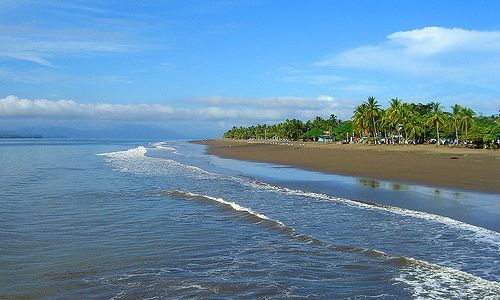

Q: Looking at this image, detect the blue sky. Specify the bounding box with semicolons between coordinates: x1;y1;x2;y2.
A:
1;0;500;138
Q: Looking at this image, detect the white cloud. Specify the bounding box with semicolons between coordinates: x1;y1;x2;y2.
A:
186;96;357;121
2;52;54;67
186;96;354;120
0;95;356;124
0;20;140;67
316;27;500;89
0;95;175;120
387;27;500;56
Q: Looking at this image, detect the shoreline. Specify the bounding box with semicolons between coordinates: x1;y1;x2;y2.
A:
192;139;500;194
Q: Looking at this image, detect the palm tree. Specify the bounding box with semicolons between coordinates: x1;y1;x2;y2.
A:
363;96;381;141
425;102;447;145
400;103;413;142
386;98;403;142
284;119;304;140
329;114;340;132
460;107;476;136
330;114;339;126
448;104;463;144
406;115;424;144
352;103;368;138
379;109;392;141
313;116;325;130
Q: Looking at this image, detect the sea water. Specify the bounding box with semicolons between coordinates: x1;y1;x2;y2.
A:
1;139;500;299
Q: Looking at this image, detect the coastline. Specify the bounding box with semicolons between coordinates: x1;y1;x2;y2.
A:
192;139;500;194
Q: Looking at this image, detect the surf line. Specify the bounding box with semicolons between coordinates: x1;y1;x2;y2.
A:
161;190;422;257
162;190;325;246
167;190;500;295
251;180;500;248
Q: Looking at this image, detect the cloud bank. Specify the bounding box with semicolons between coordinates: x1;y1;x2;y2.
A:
0;95;356;124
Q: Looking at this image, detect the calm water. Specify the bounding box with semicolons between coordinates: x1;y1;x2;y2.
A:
1;139;500;299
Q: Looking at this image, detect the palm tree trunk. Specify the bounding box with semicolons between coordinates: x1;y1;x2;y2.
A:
424;123;427;142
436;125;440;145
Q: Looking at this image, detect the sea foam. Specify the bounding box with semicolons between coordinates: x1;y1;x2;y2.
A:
163;189;500;298
249;180;500;251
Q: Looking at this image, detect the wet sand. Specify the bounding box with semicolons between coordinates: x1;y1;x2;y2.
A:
192;139;500;194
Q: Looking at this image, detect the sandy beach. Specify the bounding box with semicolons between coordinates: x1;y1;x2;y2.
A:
193;139;500;194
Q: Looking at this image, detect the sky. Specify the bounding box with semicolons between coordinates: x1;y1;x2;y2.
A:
1;0;500;138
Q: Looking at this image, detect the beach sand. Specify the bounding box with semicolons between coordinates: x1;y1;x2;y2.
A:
192;139;500;194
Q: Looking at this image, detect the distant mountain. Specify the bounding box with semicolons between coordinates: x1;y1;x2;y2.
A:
12;127;83;138
11;125;186;140
0;133;43;139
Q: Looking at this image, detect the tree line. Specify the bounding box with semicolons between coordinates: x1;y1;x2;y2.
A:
223;97;500;148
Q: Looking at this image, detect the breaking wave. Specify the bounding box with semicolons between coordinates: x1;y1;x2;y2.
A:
161;189;500;299
162;190;324;246
249;180;500;252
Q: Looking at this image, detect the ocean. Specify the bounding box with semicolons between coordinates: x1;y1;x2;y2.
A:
1;138;500;299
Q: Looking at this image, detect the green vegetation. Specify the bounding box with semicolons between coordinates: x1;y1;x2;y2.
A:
224;114;348;142
223;97;500;149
